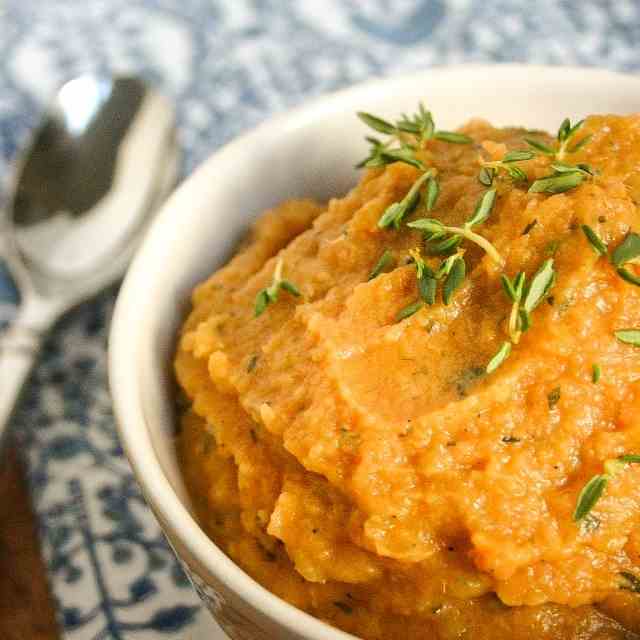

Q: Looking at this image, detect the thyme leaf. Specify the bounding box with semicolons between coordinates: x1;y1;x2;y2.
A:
617;267;640;287
573;454;640;523
369;249;395;280
425;175;440;211
524;137;555;155
592;363;601;383
615;329;640;346
612;233;640;267
529;171;585;194
442;256;466;305
581;225;608;256
357;112;396;135
434;131;472;144
466;188;497;227
503;150;536;163
573;474;608;521
478;166;496;187
523;259;555;313
396;300;423;321
619;454;640;464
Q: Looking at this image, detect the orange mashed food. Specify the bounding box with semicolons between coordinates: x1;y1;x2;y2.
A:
176;115;640;639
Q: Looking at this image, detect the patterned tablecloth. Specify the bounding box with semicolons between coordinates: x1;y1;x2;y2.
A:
1;1;640;638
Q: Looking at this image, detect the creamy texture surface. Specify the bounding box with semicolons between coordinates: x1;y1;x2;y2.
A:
176;116;640;639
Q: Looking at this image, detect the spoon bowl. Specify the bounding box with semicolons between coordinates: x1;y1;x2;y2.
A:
0;73;179;455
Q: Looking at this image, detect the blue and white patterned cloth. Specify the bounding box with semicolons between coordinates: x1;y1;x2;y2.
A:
1;1;640;638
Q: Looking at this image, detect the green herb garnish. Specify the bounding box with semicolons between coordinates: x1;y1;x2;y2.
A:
254;258;301;317
357;105;472;170
478;167;496;187
524;118;595;194
610;233;640;287
523;137;555;155
529;171;586;194
611;233;640;266
550;161;594;176
357;112;396;135
522;219;538;235
592;363;601;383
615;329;640;346
396;300;423;321
526;118;589;162
425;174;440;211
502;271;527;343
409;249;437;305
441;255;466;305
581;225;608;256
486;341;512;373
573;474;609;522
378;170;433;229
409;189;504;266
433;131;473;144
480;150;534;184
369;249;395;280
573;454;640;522
523;258;556;313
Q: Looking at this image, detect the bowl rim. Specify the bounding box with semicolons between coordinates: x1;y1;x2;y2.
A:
109;63;640;639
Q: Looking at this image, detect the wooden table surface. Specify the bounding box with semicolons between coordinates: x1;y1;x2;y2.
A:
0;446;59;639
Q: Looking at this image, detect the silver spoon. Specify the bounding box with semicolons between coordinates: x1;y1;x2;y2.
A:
0;74;179;455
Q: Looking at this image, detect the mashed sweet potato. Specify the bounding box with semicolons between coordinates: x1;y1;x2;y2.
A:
175;113;640;639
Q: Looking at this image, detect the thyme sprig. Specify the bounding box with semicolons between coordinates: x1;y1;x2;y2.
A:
487;259;556;373
408;189;504;266
479;150;536;185
254;258;301;317
396;249;466;319
357;105;472;160
378;171;434;229
573;455;640;522
502;259;555;343
525;118;591;162
358;106;471;232
369;249;395;280
524;119;595;194
579;227;640;288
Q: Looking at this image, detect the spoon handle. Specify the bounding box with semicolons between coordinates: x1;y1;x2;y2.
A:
0;296;57;458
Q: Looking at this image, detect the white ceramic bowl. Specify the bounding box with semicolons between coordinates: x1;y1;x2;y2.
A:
109;65;640;640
